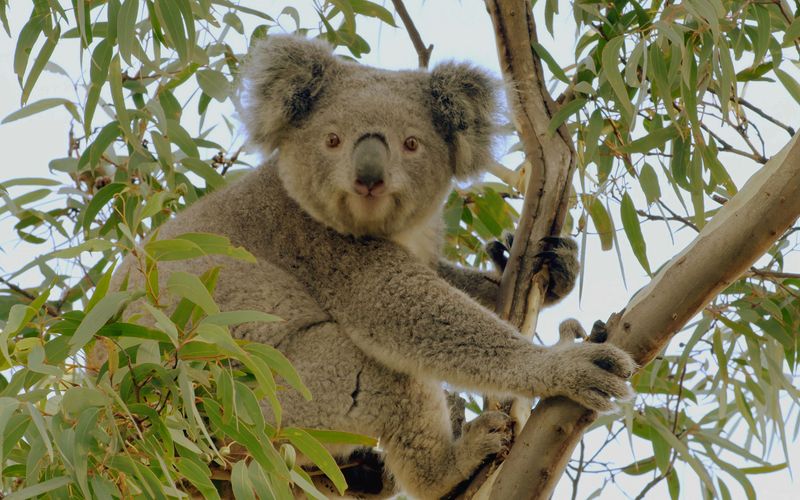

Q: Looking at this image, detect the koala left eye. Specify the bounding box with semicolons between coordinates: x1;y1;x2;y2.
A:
403;136;419;152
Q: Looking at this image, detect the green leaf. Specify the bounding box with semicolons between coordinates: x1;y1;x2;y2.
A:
283;427;346;494
80;182;126;231
547;98;586;136
2;98;76;124
49;157;79;173
21;24;60;105
582;109;604;164
586;197;614;251
202;310;282;326
118;0;140;65
638;163;661;205
621;456;657;476
146;232;255;262
49;238;114;259
740;463;787;474
143;303;179;345
177;459;221;500
13;16;43;84
6;477;72;500
61;387;109;415
532;41;569;83
349;0;395;26
196;69;230;102
289;469;326;500
602;36;633;122
167;271;220;315
231;460;256;500
245;343;311;400
622;126;678;154
84;38;113;134
222;12;244;34
620;193;650;273
181;158;225;189
155;0;188;60
667;469;680;500
786;18;800;43
68;291;132;354
645;409;715;492
167;119;199;158
774;68;800;106
301;428;378;447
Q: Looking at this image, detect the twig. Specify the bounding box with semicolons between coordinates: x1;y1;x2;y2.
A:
636;209;699;232
700;122;768;164
570;439;585;500
708;88;796;137
633;459;674;500
0;277;60;317
748;268;800;280
390;0;433;68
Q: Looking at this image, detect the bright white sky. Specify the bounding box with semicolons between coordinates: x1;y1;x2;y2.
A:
0;1;798;498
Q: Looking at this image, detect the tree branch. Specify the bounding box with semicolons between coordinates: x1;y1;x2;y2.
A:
390;0;433;68
489;131;800;498
453;1;578;496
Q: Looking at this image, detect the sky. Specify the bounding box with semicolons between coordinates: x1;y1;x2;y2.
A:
0;1;798;498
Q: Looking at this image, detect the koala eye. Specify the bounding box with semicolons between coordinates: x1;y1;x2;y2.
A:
325;133;341;148
403;136;419;152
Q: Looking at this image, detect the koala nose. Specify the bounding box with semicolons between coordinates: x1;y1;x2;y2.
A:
353;134;388;196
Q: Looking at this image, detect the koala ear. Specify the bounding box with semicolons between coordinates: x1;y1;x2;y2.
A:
241;35;338;153
429;62;499;179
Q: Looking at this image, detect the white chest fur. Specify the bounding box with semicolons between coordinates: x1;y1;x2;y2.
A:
391;211;443;267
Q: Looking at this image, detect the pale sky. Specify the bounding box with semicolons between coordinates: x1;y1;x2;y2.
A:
0;1;798;498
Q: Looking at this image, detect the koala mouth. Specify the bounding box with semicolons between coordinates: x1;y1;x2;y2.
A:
347;190;393;218
337;190;403;237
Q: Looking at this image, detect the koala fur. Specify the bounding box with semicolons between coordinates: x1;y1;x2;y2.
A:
114;36;635;499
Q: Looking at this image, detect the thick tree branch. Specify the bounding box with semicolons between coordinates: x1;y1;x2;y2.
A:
489;132;800;498
390;0;433;68
452;2;578;496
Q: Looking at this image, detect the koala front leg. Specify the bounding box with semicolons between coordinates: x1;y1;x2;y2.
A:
436;260;500;310
487;234;580;305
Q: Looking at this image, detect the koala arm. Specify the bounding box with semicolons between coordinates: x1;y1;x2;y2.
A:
437;233;581;309
436;261;500;310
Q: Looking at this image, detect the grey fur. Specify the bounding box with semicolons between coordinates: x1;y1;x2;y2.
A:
116;36;634;499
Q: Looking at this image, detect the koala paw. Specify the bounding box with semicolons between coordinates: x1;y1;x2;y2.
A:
486;234;579;304
455;411;512;476
542;333;636;413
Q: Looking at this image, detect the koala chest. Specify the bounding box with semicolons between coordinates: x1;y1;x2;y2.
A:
390;213;443;267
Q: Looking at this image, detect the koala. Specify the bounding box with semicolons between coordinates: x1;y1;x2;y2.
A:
114;36;635;499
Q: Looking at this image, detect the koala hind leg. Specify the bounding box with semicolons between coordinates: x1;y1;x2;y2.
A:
354;369;511;499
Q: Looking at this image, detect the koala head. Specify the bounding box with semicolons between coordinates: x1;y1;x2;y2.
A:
241;35;498;237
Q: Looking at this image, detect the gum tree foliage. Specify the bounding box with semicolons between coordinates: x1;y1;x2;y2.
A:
0;0;797;498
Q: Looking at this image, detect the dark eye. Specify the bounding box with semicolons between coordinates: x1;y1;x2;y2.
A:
404;136;419;151
326;133;341;148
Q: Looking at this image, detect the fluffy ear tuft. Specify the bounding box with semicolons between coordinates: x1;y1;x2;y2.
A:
429;63;499;179
240;35;338;154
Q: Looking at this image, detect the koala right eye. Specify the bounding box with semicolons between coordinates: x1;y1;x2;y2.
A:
325;133;341;148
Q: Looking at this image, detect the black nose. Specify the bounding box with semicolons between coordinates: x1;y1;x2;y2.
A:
355;170;383;190
353;134;388;196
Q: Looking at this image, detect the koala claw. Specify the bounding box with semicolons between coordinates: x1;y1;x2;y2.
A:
486;234;579;304
542;336;636;413
456;411;513;474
